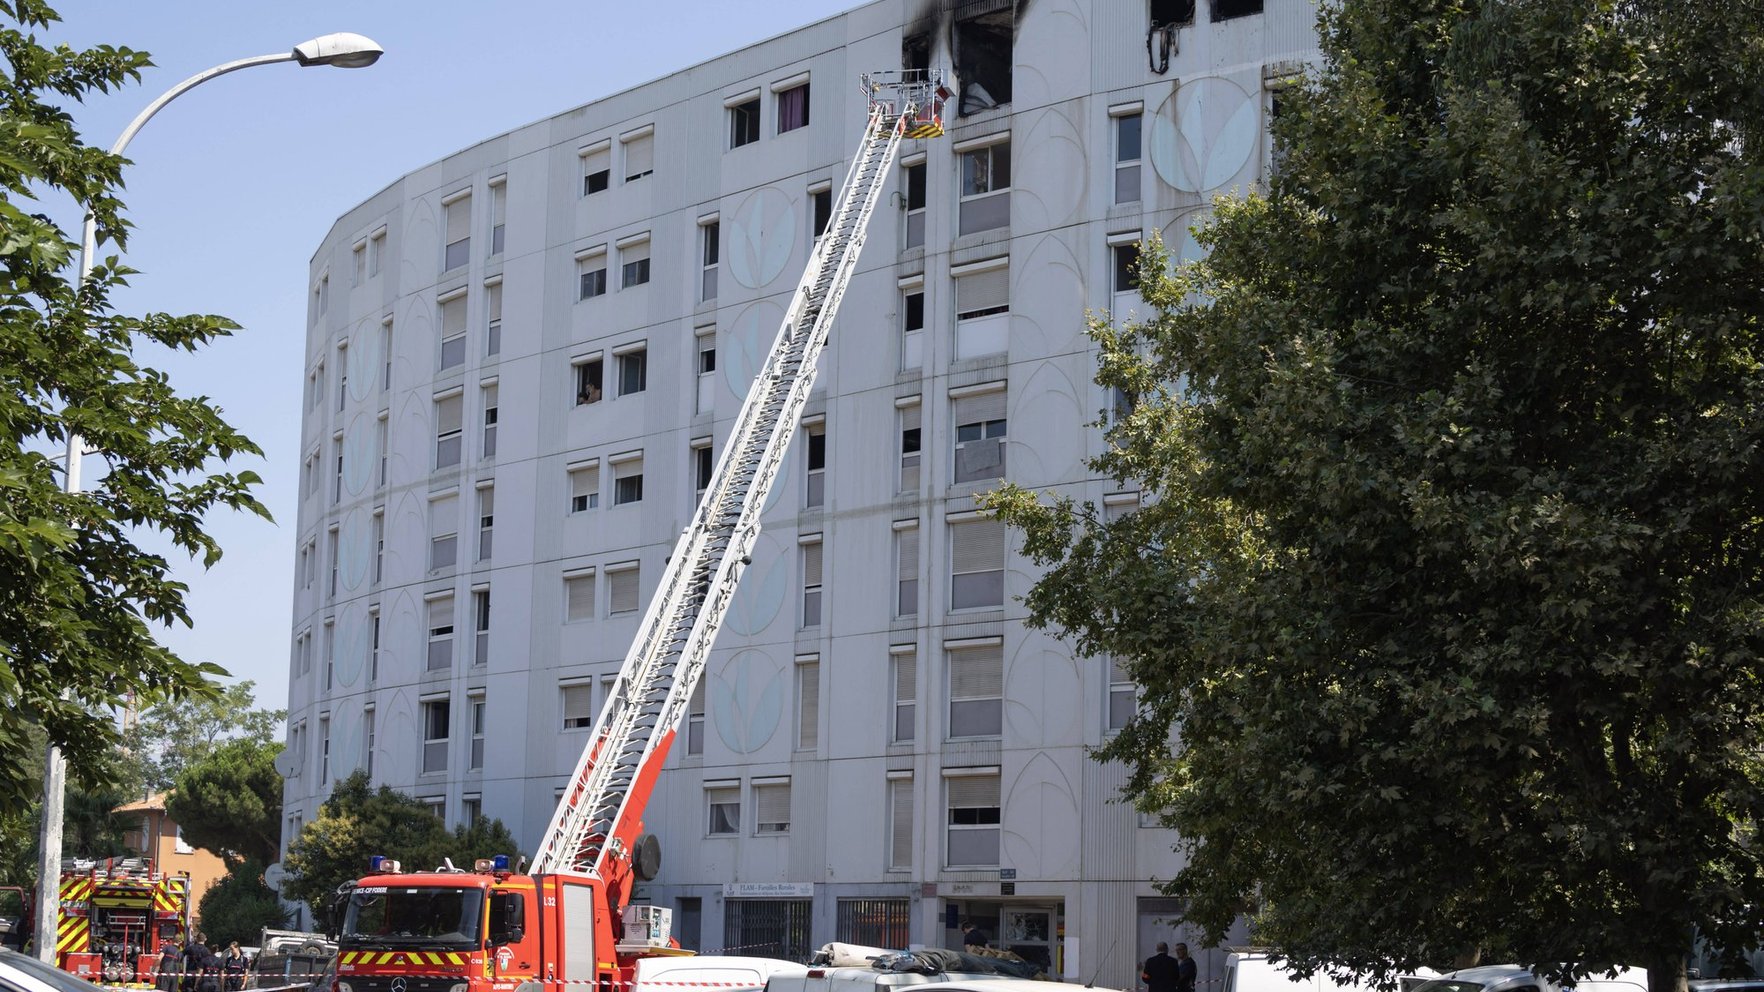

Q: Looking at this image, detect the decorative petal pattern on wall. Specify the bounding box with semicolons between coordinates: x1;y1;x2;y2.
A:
338;506;373;593
1013;108;1088;232
724;532;788;637
1003;751;1081;877
1150;76;1260;194
710;649;784;755
728;187;798;290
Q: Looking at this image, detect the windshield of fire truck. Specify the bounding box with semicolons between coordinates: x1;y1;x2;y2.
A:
342;886;485;949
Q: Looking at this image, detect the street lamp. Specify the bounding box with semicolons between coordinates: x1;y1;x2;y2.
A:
35;31;383;964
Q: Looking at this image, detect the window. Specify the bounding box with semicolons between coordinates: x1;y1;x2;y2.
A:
372;508;385;584
377;413;389;488
800;537;822;628
754;778;791;834
707;784;740;835
444;191;471;270
903;160;927;249
288;722;304;777
1212;0;1263;20
323;619;335;690
776;80;809;133
363;705;376;776
352;241;367;286
810;186;832;239
700;221;720;302
1113;241;1142;296
950;514;1007;610
945;770;1001;867
369;229;385;278
301;539;315;588
803;420;825;508
1108;657;1136;731
686;679;706;756
489;179;506;256
954;259;1010;359
948;640;1004;737
887;775;914;870
890;646;916;743
333;439;344;504
1153;0;1198;26
463;794;481;824
303;452;318;498
575;357;604;405
316;275;328;318
481;384;499;460
796;659;818;750
901;283;924;370
608;563;640;614
953;9;1012;113
327;527;339;596
958;139;1011;235
613;455;644;505
309;362;324;410
337;358;348;412
485;281;503;357
421;698;450;774
729;97;760;148
380;319;393;391
622;127;654;182
569;463;600;513
692;440;714;497
953;386;1007;483
429;493;458;570
435;392;463;468
562;682;595;729
472;587;491;666
581;142;611;195
894;521;919;617
1113;108;1143;204
578;250;607;300
696;329;717;414
295;629;311;675
618;348;647;395
899;401;921;491
368;608;380;684
469;693;486;770
477;485;494;561
427;595;455;672
565;569;596;622
620;238;651;289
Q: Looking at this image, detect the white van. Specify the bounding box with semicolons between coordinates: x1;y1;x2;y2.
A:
635;955;811;992
1411;964;1648;992
1223;951;1379;992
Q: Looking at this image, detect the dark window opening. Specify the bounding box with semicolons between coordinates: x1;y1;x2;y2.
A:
730;99;761;148
902;32;931;74
905;292;924;332
812;189;832;237
1151;0;1195;26
576;360;603;405
695;447;714;491
954;11;1012;116
1113;244;1141;294
1212;0;1262;20
777;84;810;133
807;430;826;472
906;164;926;211
584;169;609;195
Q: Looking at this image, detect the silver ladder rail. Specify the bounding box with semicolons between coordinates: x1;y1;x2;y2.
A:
531;92;917;877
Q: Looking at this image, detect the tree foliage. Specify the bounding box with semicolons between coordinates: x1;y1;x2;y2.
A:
0;0;268;809
125;680;284;797
988;1;1764;989
196;859;287;949
282;773;520;930
167;735;283;866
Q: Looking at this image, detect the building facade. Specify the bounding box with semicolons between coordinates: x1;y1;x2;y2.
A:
282;0;1318;986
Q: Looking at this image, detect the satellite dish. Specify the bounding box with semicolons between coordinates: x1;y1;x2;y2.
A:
263;862;287;892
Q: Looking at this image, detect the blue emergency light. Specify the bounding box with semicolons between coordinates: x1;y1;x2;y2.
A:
493;855;510;870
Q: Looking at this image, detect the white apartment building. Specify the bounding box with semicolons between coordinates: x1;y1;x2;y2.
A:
282;0;1318;986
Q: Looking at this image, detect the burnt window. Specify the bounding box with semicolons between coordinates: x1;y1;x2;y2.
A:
1212;0;1262;20
954;9;1013;115
1151;0;1195;26
902;32;931;74
812;188;833;238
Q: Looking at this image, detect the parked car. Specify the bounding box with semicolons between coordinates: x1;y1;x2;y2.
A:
1690;981;1764;992
0;948;109;992
1411;964;1648;992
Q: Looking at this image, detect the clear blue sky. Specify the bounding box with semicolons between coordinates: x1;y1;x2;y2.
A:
47;0;856;714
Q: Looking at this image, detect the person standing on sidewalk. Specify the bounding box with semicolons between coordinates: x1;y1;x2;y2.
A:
1142;942;1179;992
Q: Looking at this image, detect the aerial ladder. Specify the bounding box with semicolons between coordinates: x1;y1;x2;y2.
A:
331;71;945;992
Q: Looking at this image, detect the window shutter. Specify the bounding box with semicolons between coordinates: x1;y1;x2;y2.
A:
802;542;822;586
437;395;463;433
625;135;654;178
798;663;819;749
430;495;457;532
756;782;791;826
895;651;916;700
897;526;919;576
566;574;595;621
428;596;453;632
487;283;502;322
1111;657;1130;683
572;466;599;500
956;266;1008;316
623;240;651;264
585;146;610;177
951;518;1005;573
949;645;1003;699
890;778;914;867
442;297;466;336
947;774;999;808
953;388;1007;426
901;403;921;434
615;458;643;483
610;568;639;613
445;196;471;243
562;684;593;726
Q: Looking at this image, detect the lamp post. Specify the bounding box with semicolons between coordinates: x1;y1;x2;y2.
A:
35;31;383;965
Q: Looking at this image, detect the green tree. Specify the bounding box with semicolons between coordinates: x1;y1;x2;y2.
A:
988;1;1764;990
122;681;285;797
196;859;287;949
167;736;282;866
282;773;521;930
0;0;268;809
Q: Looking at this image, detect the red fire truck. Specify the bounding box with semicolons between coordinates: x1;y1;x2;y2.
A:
328;70;946;992
51;858;192;983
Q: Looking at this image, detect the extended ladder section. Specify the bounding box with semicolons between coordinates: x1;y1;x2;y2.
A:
531;71;945;879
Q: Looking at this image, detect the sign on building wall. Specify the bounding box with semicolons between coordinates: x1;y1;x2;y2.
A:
722;882;814;898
